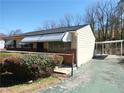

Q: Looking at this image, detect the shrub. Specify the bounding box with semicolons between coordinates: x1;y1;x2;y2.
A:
0;62;4;74
19;54;55;80
0;54;55;80
1;56;20;72
0;53;17;74
48;55;64;66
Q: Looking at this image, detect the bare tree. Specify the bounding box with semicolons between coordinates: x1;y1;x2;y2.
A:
74;14;83;25
35;27;42;31
43;20;58;29
9;29;22;36
59;14;74;27
42;14;83;30
49;20;58;29
117;1;124;39
84;6;96;33
42;20;51;29
84;0;119;41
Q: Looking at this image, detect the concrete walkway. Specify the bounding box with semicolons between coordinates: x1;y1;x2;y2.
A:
37;56;124;93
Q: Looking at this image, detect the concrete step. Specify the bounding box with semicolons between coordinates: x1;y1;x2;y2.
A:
54;66;77;75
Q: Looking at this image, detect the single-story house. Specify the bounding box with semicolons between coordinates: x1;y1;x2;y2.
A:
0;39;5;49
4;25;95;67
0;34;5;49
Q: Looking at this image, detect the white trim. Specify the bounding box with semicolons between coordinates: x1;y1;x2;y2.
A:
62;32;71;42
96;40;124;44
95;40;124;56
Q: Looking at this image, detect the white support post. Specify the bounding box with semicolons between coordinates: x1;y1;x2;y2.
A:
103;44;105;54
121;41;123;56
96;40;124;56
116;42;117;55
96;43;97;55
102;44;104;55
101;44;102;55
110;43;111;55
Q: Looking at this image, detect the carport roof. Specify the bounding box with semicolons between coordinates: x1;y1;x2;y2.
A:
96;40;124;44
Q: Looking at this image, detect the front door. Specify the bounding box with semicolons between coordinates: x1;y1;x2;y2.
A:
37;42;43;52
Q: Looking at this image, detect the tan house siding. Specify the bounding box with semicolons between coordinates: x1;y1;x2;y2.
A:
16;38;24;48
44;42;49;50
16;39;21;48
33;43;37;48
6;36;23;48
71;32;77;49
77;25;95;66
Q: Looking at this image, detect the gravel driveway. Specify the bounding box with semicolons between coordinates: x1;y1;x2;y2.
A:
36;55;124;93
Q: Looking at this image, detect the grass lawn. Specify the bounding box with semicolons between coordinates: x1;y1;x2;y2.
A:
0;52;17;62
0;52;17;56
0;76;60;93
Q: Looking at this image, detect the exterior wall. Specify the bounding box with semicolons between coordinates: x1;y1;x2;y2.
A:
71;32;77;49
46;42;71;52
76;25;95;67
5;36;23;49
33;42;37;48
0;40;5;49
44;42;49;50
16;39;22;48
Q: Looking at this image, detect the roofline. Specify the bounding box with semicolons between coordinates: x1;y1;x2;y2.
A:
2;35;23;40
20;24;88;36
2;25;89;39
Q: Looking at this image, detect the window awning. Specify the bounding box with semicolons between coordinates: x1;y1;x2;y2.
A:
5;40;14;45
21;35;41;42
18;42;30;45
21;32;71;42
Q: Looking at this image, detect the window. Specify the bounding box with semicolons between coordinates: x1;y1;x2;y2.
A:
48;42;71;52
21;43;33;49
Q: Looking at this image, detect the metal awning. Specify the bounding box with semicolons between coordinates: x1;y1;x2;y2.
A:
18;42;30;45
21;32;71;42
39;33;65;42
21;35;41;42
5;40;14;45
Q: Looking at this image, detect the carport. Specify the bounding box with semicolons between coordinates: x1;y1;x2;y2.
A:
95;40;124;56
